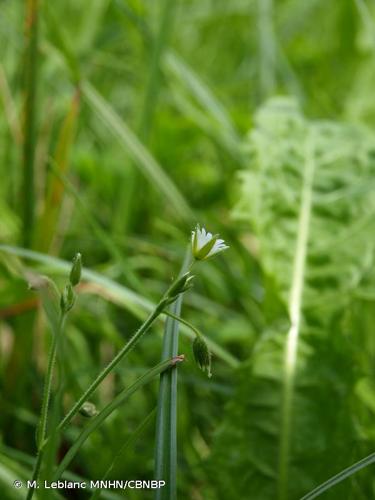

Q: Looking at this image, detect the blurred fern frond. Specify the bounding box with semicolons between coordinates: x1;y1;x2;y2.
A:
209;98;375;500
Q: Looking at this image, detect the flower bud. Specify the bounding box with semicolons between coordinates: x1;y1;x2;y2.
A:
165;272;194;305
193;335;212;378
60;284;75;313
79;402;98;418
69;252;82;286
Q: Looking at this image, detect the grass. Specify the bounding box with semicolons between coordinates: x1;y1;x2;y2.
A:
1;1;375;500
21;0;39;248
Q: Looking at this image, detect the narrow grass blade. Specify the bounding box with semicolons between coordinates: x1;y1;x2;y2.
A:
116;3;242;161
164;52;237;139
154;252;191;500
300;452;375;500
154;299;182;500
0;245;239;368
43;3;80;83
89;408;156;500
0;63;22;144
0;455;32;500
138;0;176;142
25;276;65;500
22;0;40;247
1;445;121;500
115;0;177;234
37;90;80;252
52;357;184;480
47;160;141;290
82;81;193;223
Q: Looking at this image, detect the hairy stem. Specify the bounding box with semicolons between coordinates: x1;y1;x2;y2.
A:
53;358;184;481
26;273;187;500
27;313;65;500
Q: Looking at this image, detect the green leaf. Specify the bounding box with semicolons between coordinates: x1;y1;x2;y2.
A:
26;272;60;333
208;98;375;499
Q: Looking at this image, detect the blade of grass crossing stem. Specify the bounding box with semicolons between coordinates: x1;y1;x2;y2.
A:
154;300;181;500
52;358;183;481
300;452;375;500
82;81;193;223
22;0;40;247
154;252;191;500
26;287;169;500
0;245;240;368
1;443;121;500
89;408;157;500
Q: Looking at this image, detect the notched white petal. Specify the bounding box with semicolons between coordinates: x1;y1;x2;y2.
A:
191;225;229;260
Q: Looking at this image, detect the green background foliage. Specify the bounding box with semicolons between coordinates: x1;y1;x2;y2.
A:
0;0;375;499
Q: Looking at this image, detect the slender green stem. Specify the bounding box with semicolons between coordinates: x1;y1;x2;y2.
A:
26;273;188;500
154;300;182;500
52;358;184;481
154;254;191;500
26;452;43;500
0;244;240;368
26;312;65;500
163;309;202;338
22;0;39;247
36;313;64;448
56;300;165;437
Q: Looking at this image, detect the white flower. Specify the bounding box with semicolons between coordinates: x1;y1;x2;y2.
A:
191;225;229;260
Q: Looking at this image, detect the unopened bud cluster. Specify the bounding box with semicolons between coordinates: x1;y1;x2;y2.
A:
79;401;98;418
60;253;82;314
163;272;194;306
192;334;212;378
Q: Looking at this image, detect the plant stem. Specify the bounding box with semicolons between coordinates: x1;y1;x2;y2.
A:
154;300;182;500
56;300;166;436
52;357;184;481
22;0;39;248
163;310;202;338
154;254;191;500
36;313;64;448
89;408;157;500
26;312;65;500
26;273;187;500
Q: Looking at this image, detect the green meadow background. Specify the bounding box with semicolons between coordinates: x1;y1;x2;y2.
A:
1;0;375;499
